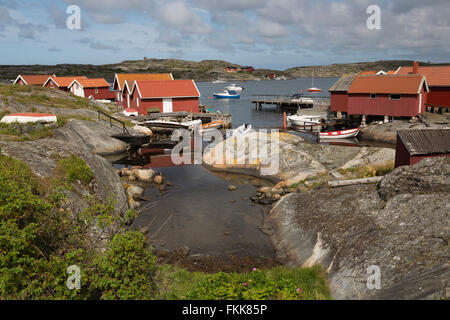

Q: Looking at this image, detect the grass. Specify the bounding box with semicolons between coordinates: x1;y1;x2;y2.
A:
56;155;93;185
0;122;54;141
156;264;331;300
337;162;395;179
0;84;95;110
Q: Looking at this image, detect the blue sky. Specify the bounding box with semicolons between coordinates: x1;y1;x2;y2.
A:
1;0;449;69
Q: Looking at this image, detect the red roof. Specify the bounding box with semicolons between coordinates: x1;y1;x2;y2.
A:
396;65;450;87
47;76;88;88
71;78;110;88
15;75;54;85
133;80;200;99
348;75;427;95
114;73;174;91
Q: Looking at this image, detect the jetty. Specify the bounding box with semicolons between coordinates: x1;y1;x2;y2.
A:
251;94;329;110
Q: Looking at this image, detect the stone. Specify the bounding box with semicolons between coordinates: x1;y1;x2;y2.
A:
264;158;450;300
154;175;164;184
159;184;167;192
166;181;174;186
128;175;136;181
127;185;144;200
228;185;237;191
177;246;190;257
135;169;156;182
121;167;131;176
258;187;271;194
272;194;281;201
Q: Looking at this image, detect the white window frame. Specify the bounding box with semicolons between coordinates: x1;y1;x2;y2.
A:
95;88;99;94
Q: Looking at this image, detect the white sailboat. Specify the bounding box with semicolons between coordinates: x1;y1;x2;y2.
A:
308;69;322;92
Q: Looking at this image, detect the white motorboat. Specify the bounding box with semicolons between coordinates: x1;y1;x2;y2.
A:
225;84;244;93
226;123;252;139
287;115;324;126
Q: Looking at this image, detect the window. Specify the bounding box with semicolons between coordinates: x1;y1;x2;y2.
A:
390;94;401;100
137;98;140;107
95;88;99;94
370;93;376;99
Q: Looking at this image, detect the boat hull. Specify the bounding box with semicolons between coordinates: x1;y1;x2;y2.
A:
213;94;240;99
319;128;360;139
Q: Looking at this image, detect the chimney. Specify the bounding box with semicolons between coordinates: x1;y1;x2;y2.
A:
412;61;419;74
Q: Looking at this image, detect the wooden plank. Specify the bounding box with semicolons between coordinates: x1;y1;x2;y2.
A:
328;177;383;187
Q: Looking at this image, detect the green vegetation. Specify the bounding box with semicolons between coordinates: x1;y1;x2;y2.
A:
337;162;395;179
56;155;93;185
0;153;331;300
158;265;331;300
0;122;54;141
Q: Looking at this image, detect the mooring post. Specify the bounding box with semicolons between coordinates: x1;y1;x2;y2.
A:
283;112;287;132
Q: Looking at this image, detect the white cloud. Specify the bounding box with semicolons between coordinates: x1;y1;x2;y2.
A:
157;1;212;35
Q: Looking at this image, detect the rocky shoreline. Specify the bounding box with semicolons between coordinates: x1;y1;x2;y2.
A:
264;158;449;299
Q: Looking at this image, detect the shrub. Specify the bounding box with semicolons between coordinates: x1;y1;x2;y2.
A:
187;266;331;300
57;155;93;185
89;231;158;300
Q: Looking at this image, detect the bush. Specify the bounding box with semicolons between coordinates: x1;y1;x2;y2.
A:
187;266;331;300
57;155;93;185
89;231;158;300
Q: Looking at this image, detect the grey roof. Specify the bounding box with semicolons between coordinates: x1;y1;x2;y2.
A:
398;129;450;155
329;75;356;92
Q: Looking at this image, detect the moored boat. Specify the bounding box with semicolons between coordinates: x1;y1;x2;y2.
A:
201;120;223;130
287;115;324;126
225;84;244;93
213;89;240;99
319;128;360;139
226;123;252;138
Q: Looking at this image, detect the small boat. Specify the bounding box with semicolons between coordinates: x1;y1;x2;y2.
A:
201;120;223;130
319;128;360;139
122;108;138;117
212;79;226;83
0;113;57;124
140;119;201;130
226;123;252;138
287;115;324;126
213;89;240;99
199;120;223;134
308;69;322;92
225;84;244;93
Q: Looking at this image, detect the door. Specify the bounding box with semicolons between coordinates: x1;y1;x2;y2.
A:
163;98;173;113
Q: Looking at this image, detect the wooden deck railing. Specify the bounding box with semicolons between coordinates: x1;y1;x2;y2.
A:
97;110;129;134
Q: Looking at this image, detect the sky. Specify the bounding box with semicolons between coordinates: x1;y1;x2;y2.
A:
0;0;449;69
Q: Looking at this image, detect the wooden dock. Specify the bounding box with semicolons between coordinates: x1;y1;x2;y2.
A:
251;94;329;110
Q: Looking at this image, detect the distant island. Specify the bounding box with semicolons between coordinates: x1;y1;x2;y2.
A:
1;59;449;83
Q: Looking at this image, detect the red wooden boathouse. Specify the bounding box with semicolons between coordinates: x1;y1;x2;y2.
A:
395;129;450;168
43;76;88;91
396;62;450;109
130;80;200;115
68;78;114;100
347;74;429;117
